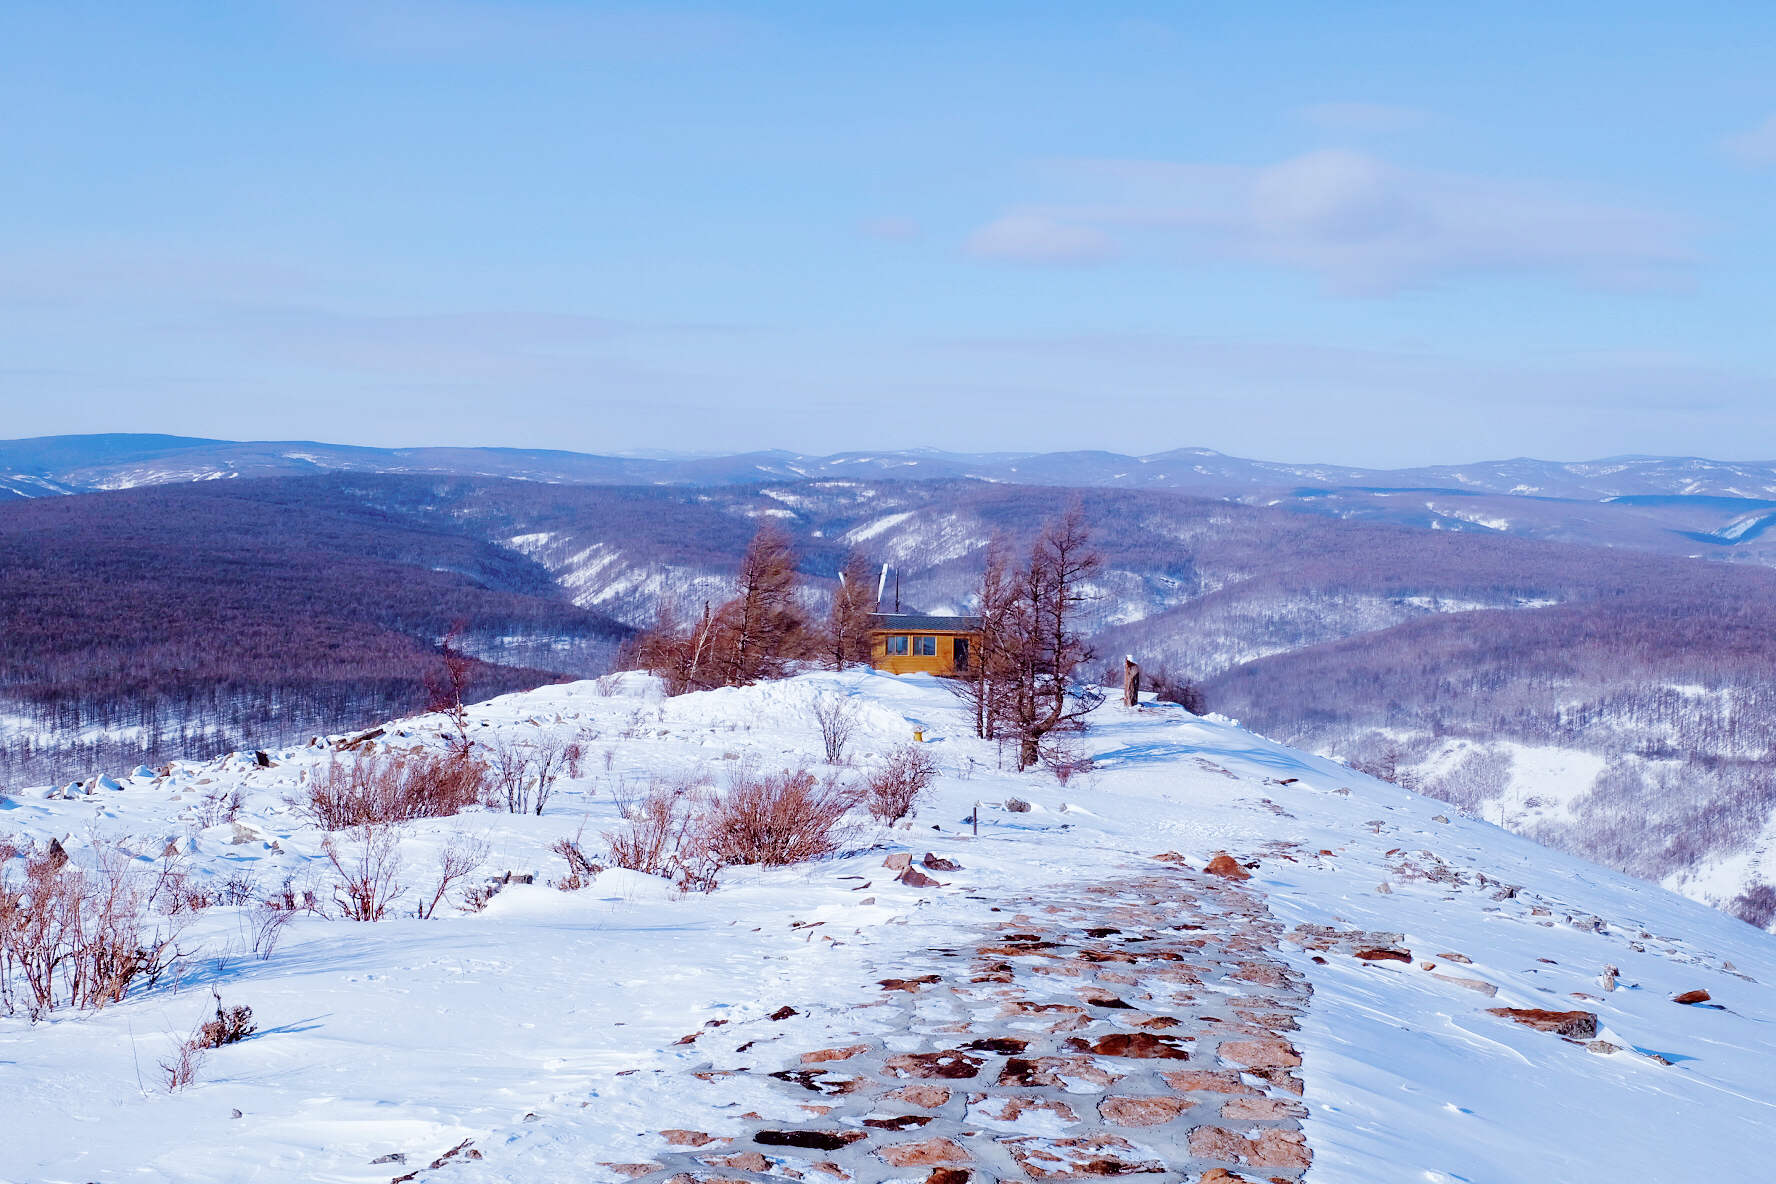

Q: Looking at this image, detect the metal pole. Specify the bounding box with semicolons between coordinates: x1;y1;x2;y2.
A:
973;802;979;836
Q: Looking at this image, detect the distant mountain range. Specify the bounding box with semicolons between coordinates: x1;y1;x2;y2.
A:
10;433;1776;564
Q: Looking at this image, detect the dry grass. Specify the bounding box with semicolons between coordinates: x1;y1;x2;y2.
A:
302;750;491;830
864;745;939;824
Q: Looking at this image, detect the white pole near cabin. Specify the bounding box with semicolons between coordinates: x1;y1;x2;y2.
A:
876;563;890;610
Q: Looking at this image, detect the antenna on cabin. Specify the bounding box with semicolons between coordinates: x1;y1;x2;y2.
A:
876;563;890;610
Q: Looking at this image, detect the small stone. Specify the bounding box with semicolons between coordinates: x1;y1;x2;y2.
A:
370;1153;406;1164
1672;989;1711;1005
1432;815;1449;823
883;853;913;869
1438;952;1472;963
1585;1041;1621;1055
770;1006;799;1021
1376;882;1392;895
599;1165;660;1179
898;866;941;888
231;1109;243;1119
1431;973;1497;996
1355;948;1410;963
923;853;962;871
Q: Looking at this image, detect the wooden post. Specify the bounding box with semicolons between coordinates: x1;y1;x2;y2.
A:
1123;655;1141;708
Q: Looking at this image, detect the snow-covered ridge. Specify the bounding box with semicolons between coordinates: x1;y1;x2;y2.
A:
1;671;1771;1181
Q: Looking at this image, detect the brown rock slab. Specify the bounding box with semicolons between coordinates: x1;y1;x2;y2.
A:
876;1138;971;1167
885;1084;952;1108
899;866;942;888
1218;1039;1301;1069
998;1056;1123;1089
1159;1069;1258;1095
1188;1126;1250;1164
703;1153;772;1172
865;1115;936;1131
884;1050;985;1079
883;853;913;869
754;1130;868;1152
1485;1008;1598;1039
880;975;943;992
1066;1032;1190;1059
1249;1130;1311;1169
1355;948;1410;963
1204;854;1251;881
1001;1134;1166;1179
1221;1098;1308;1120
1438;952;1473;964
1673;989;1712;1005
801;1044;871;1064
969;1094;1080;1127
925;1170;970;1184
1098;1095;1194;1126
661;1131;720;1147
600;1164;661;1179
1231;963;1285;987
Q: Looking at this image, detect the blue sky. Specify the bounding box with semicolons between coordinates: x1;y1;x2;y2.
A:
5;1;1776;465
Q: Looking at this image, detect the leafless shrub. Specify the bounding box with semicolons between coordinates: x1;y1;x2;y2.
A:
303;750;490;830
551;826;606;891
865;745;938;824
419;834;491;918
594;673;623;696
812;696;860;765
321;826;405;921
159;1030;207;1092
197;788;243;829
1039;739;1093;786
216;873;257;908
245;902;293;959
603;785;711;885
702;759;860;867
490;735;580;815
0;848;188;1019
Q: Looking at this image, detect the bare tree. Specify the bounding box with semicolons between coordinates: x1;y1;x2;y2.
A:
826;550;879;670
954;534;1017;740
424;619;476;757
322;826;406;921
865;745;939;823
630;524;812;694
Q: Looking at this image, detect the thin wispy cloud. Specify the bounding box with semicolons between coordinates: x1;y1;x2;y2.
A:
1722;114;1776;166
966;150;1696;294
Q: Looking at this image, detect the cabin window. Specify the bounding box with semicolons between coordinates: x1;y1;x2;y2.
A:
885;635;909;655
914;636;937;656
953;637;969;669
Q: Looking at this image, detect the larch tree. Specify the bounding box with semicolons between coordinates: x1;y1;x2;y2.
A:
826;550;879;670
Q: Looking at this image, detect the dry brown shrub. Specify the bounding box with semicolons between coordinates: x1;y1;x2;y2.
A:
302;750;491;830
551;826;605;891
603;785;715;889
703;758;861;867
865;745;939;824
418;834;490;918
0;846;188;1019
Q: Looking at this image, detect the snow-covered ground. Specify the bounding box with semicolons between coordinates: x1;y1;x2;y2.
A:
2;671;1772;1182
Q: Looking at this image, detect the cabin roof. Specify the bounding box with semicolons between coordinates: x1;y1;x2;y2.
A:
869;612;981;632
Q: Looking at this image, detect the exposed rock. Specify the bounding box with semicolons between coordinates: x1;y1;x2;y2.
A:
1355;948;1410;963
1158;1069;1259;1095
1217;1039;1301;1068
769;1006;799;1021
884;1050;986;1079
1098;1095;1193;1126
1221;1098;1308;1120
801;1044;871;1064
999;1056;1122;1089
924;853;963;871
754;1130;868;1152
1586;1041;1622;1055
864;1115;936;1131
598;1164;660;1179
1065;1032;1190;1059
876;1138;972;1166
883;853;913;869
885;1084;951;1108
898;866;942;888
1002;1133;1165;1178
1438;952;1473;964
661;1131;720;1147
1672;989;1711;1005
703;1153;772;1172
1204;854;1251;881
879;975;942;992
1248;1130;1311;1168
969;1094;1080;1126
1430;973;1497;996
925;1170;970;1184
1485;1008;1598;1038
1188;1126;1250;1164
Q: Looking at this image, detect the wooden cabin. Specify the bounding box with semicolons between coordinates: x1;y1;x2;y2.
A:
869;613;981;676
